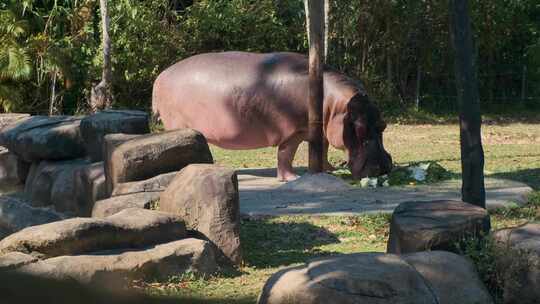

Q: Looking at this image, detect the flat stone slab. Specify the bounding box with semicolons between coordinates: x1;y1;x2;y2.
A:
0;208;186;258
238;169;533;216
16;238;217;286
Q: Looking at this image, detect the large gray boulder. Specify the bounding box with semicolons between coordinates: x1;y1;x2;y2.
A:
492;223;540;304
160;164;241;265
25;159;89;209
107;129;213;193
258;253;438;304
0;196;63;235
92;192;161;218
103;133;141;195
402;251;493;304
0;116;86;162
0;208;186;258
73;162;107;216
387;200;490;254
17;238;217;286
80;110;149;162
112;171;176;196
259;251;493;304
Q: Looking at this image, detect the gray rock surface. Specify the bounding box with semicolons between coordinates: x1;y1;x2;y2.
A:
81;110;149;162
0;208;186;258
107;129;213;192
16;159;31;183
492;223;540;304
0;116;86;162
0;252;37;270
258;252;438;304
17;238;217;286
160;164;241;265
0;196;63;235
403;251;493;304
25;159;89;208
73;162;107;216
112;171;176;196
92;192;161;218
387;200;490;254
103;133;141;195
0;148;20;183
50;160;91;214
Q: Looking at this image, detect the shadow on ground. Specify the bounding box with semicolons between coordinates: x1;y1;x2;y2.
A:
240;218;340;268
489;168;540;190
236;167;309;178
0;271;253;304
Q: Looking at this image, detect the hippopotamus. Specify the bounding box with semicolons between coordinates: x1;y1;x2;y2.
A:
152;52;392;181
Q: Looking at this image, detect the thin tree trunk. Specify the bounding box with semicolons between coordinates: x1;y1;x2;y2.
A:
324;0;329;62
306;0;325;174
90;0;113;112
304;0;310;45
49;71;57;116
449;0;486;208
415;65;421;111
521;65;527;104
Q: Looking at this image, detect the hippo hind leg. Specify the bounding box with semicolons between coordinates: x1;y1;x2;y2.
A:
277;133;304;182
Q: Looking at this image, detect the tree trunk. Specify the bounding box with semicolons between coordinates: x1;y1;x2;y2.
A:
90;0;113;112
306;0;325;174
49;71;57;116
324;0;329;62
303;0;310;45
415;65;421;111
449;0;486;208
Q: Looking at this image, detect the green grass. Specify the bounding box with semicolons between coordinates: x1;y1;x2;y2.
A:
142;123;540;303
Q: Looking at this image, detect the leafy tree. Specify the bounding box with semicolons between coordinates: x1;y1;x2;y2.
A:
0;3;32;112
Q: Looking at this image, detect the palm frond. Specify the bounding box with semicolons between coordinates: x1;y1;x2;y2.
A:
0;45;32;80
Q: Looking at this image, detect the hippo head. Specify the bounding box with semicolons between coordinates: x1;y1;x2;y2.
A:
343;94;393;179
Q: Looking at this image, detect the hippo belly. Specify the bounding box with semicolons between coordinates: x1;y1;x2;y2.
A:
152;52;309;150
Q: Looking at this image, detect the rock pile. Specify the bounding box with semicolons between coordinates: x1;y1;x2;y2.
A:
0;208;217;286
0;111;243;287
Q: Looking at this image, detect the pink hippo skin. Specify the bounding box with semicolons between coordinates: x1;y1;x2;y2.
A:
152;52;392;181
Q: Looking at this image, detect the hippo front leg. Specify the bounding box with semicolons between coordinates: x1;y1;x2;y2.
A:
277;134;304;182
323;137;336;172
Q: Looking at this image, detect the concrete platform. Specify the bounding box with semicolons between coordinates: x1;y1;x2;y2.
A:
237;168;533;216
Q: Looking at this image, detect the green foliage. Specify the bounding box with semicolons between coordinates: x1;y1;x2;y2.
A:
0;3;32;112
0;0;539;114
458;234;534;303
332;161;452;187
179;0;304;54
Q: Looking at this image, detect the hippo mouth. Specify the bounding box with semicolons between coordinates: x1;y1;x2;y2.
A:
349;151;393;179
